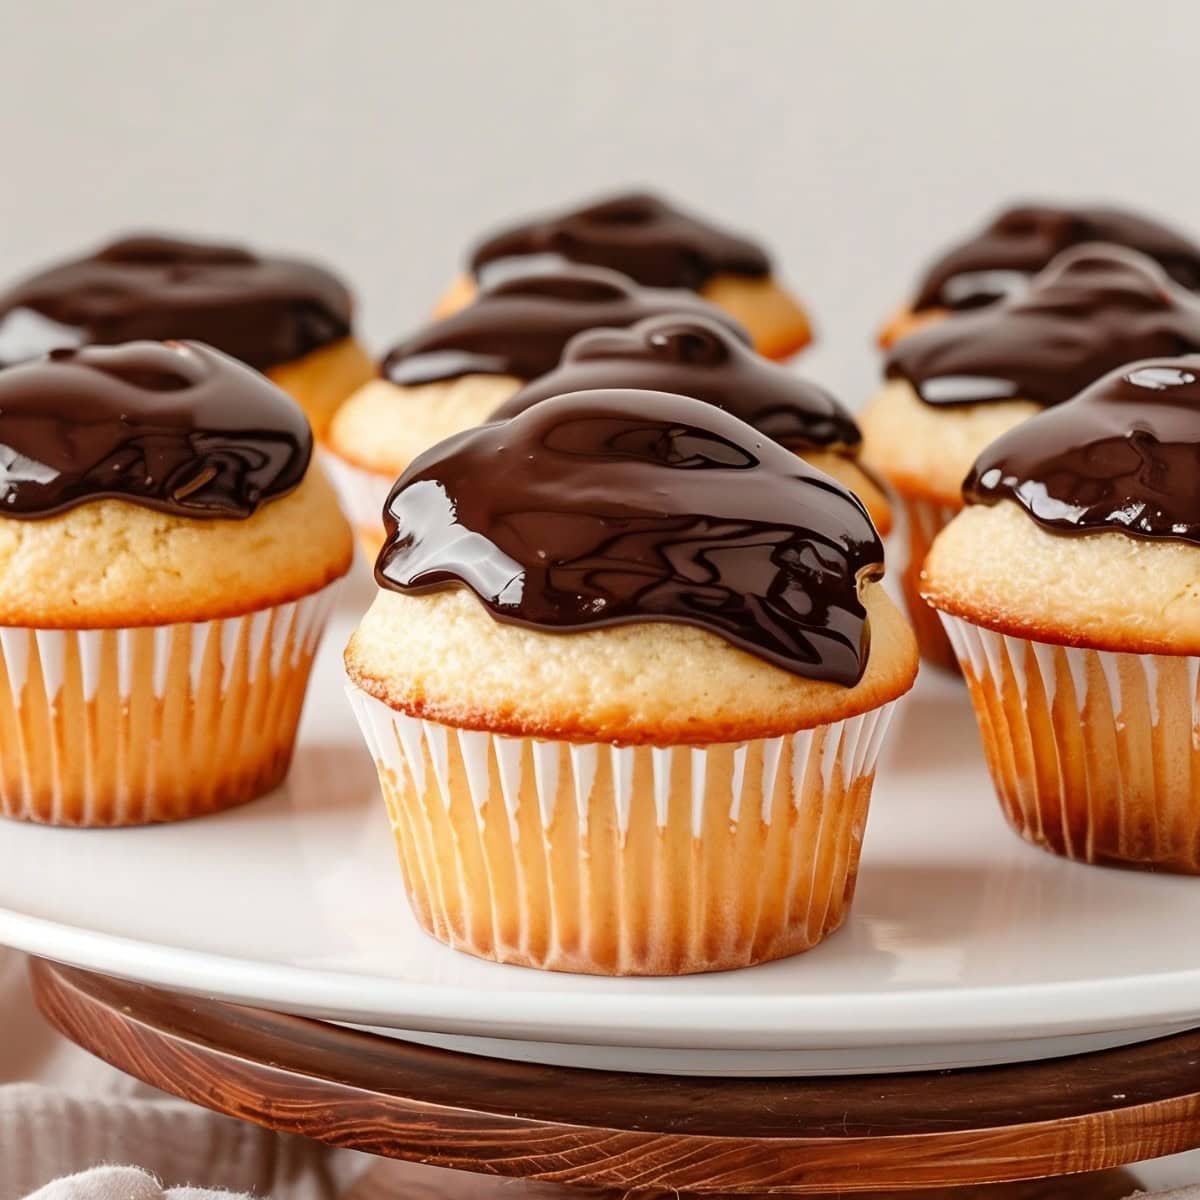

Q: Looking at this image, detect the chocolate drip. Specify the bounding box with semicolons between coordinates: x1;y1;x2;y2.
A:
887;246;1200;407
964;355;1200;544
913;203;1200;312
381;267;750;387
0;341;311;519
496;315;860;452
469;192;770;291
0;234;353;372
376;389;883;685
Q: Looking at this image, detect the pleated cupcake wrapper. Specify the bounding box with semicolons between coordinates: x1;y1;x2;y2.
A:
940;612;1200;872
348;687;896;975
320;449;391;554
0;586;338;826
896;491;962;671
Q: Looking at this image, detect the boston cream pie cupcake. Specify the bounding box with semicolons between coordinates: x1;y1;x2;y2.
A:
435;191;811;361
345;389;917;975
860;245;1200;670
924;356;1200;873
0;341;352;825
326;266;747;552
879;202;1200;347
0;234;374;439
500;313;892;536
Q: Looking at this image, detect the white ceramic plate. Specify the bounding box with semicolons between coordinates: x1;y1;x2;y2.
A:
1;569;1198;1076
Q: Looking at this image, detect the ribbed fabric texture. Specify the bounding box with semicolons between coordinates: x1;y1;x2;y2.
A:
0;946;368;1200
1;1086;347;1200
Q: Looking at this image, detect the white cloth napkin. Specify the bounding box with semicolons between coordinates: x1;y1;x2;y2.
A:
1;1086;357;1200
0;947;464;1200
26;1168;240;1200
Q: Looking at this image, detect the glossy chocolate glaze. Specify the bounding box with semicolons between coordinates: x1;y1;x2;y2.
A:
912;203;1200;312
887;246;1200;407
0;341;311;519
376;388;883;685
496;315;860;452
381;267;749;386
469;192;770;291
0;234;353;372
965;355;1200;544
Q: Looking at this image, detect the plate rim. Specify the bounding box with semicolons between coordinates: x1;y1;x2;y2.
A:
5;900;1200;1051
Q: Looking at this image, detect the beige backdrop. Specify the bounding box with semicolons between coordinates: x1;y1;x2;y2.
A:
1;0;1197;405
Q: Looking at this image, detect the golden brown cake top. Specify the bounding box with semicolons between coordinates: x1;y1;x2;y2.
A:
887;245;1200;408
911;202;1200;312
375;387;884;686
496;314;861;453
964;354;1200;544
0;234;353;371
468;191;771;291
0;340;311;520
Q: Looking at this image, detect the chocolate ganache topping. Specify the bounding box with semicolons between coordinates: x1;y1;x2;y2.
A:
964;356;1200;544
376;389;884;685
0;341;311;519
495;315;860;452
912;203;1200;312
887;246;1200;407
0;234;353;372
469;192;771;291
381;267;749;387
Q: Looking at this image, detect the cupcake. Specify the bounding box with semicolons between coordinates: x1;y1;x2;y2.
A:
924;356;1200;873
879;202;1200;347
0;234;374;439
325;266;748;552
499;313;892;536
0;340;352;825
434;191;811;361
345;388;917;975
859;244;1200;670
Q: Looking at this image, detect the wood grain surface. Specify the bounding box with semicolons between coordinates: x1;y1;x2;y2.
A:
346;1155;1142;1200
30;958;1200;1193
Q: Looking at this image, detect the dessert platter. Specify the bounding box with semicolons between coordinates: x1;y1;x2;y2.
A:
3;581;1200;1077
2;193;1200;1187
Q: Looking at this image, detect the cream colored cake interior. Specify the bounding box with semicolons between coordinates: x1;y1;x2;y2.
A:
0;467;352;627
328;375;522;474
858;379;1039;505
923;500;1200;654
346;581;917;743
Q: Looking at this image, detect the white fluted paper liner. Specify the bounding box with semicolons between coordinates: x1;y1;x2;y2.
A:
0;585;337;826
348;687;896;974
896;492;962;671
940;612;1200;872
320;449;391;551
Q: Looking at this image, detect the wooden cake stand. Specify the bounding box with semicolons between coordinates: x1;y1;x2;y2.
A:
30;957;1200;1197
